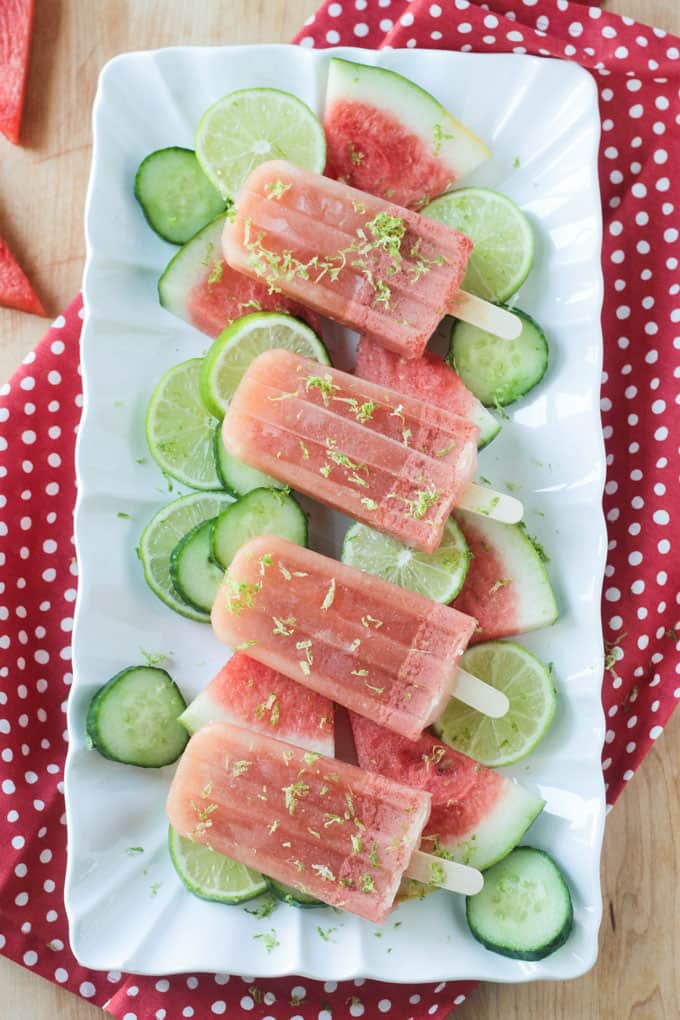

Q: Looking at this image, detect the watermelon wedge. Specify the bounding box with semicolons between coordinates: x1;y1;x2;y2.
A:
0;0;34;144
158;213;321;339
452;510;558;642
179;652;335;757
323;58;490;210
355;336;500;449
350;715;544;872
0;235;45;315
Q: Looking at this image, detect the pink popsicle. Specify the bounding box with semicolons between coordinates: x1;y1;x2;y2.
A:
222;159;473;359
211;536;478;742
166;720;431;923
223;349;479;554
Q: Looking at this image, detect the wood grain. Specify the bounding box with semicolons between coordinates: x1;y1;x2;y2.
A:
1;1;679;1016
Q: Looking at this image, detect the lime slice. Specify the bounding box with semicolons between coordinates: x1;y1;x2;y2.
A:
341;517;470;604
434;640;556;767
146;359;222;490
199;312;329;420
422;188;534;303
138;491;233;622
195;87;326;200
168;826;268;904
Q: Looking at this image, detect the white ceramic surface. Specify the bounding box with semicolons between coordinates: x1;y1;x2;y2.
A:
66;45;606;983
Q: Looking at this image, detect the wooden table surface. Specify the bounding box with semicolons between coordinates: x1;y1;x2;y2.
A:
1;1;678;1017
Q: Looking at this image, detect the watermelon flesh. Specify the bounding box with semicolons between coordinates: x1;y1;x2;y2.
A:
179;652;335;757
355;336;500;449
0;0;34;144
158;213;321;340
0;235;45;315
323;59;490;211
350;714;544;872
452;509;559;642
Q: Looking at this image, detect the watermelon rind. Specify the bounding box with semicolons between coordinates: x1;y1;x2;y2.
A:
158;213;226;323
325;58;490;189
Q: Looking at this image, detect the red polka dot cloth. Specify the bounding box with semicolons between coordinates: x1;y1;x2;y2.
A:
1;1;679;1017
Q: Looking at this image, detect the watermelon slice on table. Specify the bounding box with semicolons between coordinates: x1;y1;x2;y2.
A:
179;652;335;756
355;335;500;448
0;0;35;144
323;58;490;210
350;714;544;874
0;235;45;315
159;213;321;340
452;509;558;643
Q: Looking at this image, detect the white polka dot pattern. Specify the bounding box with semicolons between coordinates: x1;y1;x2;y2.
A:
1;3;679;1018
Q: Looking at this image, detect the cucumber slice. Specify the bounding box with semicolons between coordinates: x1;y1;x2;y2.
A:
139;491;233;622
213;422;283;497
200;312;330;421
170;518;225;614
466;847;574;960
86;666;188;767
211;487;308;571
168;826;269;904
341;517;470;604
450;309;549;407
135;147;227;245
269;878;322;909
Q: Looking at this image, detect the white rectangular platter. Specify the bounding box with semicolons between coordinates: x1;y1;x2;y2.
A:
66;44;607;984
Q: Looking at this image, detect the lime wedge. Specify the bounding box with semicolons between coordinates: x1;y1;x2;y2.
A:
434;640;556;767
168;826;269;904
199;311;329;420
138;491;233;622
341;517;470;604
195;87;326;200
146;359;222;490
422;188;534;303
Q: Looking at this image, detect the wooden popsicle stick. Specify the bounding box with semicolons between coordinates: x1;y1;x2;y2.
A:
407;850;484;896
459;483;523;524
455;668;510;719
449;290;522;340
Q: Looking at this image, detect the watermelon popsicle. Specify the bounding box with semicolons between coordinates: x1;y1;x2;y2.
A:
223;349;523;555
211;536;509;740
221;159;521;358
166;720;483;923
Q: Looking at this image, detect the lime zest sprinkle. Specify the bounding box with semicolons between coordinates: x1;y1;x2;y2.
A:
282;749;294;765
235;639;257;651
366;212;406;259
226;579;262;615
489;577;513;594
351;200;367;214
264;179;292;200
387;486;440;520
319;464;331;478
311;863;336;882
306;373;339;407
402;427;412;447
422;745;447;770
245;897;278;919
140;648;169;667
207;259;224;285
299;660;311;676
324;813;344;827
369;842;380;867
259;552;273;575
435;438;457;457
304;751;321;765
317;926;337;942
432;122;455;155
365;681;385;695
126;846;144;856
267;819;280;834
360;497;378;511
390;404;406;425
321;578;336;611
360;873;375;893
308;827;321;839
272;615;296;636
429;861;446;886
299;439;310;460
349;143;365;165
232;760;252;777
283;779;310;814
351;834;363;854
239;298;263;312
253;929;280;953
256;693;280;727
349;638;361;652
361;614;383;629
278;561;292;581
296;639;314;666
351;668;369;677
